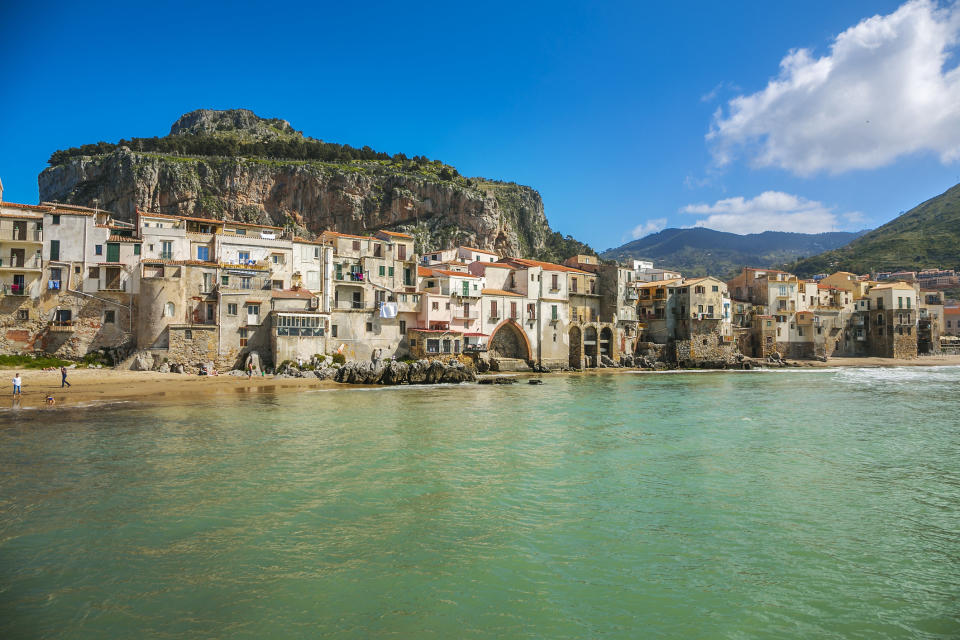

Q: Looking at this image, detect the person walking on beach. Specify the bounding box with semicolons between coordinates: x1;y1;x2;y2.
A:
247;361;253;379
13;373;22;397
60;366;71;388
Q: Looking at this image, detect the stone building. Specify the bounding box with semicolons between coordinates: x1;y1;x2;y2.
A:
322;230;418;361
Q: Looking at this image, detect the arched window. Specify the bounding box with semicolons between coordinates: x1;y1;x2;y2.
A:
165;302;175;317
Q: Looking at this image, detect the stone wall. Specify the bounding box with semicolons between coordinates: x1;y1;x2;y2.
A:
673;332;739;367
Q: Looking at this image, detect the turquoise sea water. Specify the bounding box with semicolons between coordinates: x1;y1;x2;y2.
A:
1;367;959;639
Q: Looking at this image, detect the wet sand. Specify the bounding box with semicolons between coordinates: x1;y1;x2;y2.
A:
3;354;959;410
2;368;338;411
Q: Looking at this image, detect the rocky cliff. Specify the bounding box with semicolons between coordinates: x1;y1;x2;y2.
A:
39;109;589;260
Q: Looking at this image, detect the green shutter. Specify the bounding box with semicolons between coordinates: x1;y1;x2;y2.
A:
49;240;60;261
389;267;394;277
107;243;120;262
133;244;141;255
379;265;385;276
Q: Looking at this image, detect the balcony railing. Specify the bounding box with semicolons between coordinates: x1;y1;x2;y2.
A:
11;230;42;242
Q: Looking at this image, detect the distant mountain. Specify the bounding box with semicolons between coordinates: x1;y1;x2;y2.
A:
601;227;866;278
789;183;960;277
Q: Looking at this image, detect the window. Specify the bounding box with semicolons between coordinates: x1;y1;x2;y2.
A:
49;240;60;261
185;329;193;340
388;266;394;277
572;278;578;293
95;245;103;255
272;254;280;264
331;325;338;337
397;244;406;260
898;296;903;309
712;285;719;292
104;310;115;324
52;215;60;225
527;303;536;319
427;339;440;353
238;251;250;263
798;326;803;336
366;321;373;332
551;304;558;321
352;240;361;251
227;303;238;315
197;246;209;261
399;320;406;334
432;301;439;311
708;305;714;315
379;265;385;276
88;267;100;278
491;300;498;317
374;244;382;257
241;277;251;289
551;274;559;290
239;328;248;346
906;297;911;309
695;286;706;294
17;309;28;321
165;302;175;317
134;244;141;255
161;241;173;260
222;275;229;286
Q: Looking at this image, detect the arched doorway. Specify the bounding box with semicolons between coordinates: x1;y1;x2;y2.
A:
489;320;531;361
584;326;598;367
600;327;614;361
568;326;582;369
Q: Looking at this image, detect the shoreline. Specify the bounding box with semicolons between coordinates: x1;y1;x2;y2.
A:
3;354;960;411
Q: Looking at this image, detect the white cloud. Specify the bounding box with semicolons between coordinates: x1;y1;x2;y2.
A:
709;0;960;175
682;191;858;234
630;218;667;239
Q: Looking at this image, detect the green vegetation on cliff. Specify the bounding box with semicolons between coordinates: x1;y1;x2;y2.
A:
40;109;596;263
788;183;960;276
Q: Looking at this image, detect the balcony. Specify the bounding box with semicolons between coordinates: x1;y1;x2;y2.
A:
5;284;28;296
10;229;42;243
49;321;75;332
0;256;42;271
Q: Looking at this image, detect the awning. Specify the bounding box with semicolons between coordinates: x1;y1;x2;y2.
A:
463;332;488;337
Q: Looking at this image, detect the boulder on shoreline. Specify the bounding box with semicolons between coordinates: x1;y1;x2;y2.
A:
333;359;476;385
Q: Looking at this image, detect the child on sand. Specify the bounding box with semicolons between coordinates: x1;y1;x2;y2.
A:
13;373;22;397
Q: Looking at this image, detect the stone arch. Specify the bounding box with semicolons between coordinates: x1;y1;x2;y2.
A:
489;319;532;361
568;325;583;369
584;325;598;367
600;326;615;361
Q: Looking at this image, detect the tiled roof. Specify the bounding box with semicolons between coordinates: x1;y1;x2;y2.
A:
292;236;325;245
418;266;433;277
107;235;142;243
459;246;498;255
377;230;414;239
506;257;591;274
0;210;43;220
138;209;282;230
429;268;480;278
321;230;372;241
481;288;523;297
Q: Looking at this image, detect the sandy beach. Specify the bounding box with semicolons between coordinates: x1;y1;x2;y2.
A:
3;354;960;410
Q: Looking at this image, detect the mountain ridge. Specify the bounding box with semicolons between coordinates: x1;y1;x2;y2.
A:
601;227;866;278
788;182;960;277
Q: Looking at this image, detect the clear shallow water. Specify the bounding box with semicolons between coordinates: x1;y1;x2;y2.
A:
1;368;959;639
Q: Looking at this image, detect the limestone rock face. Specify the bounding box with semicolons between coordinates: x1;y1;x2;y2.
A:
38;111;556;257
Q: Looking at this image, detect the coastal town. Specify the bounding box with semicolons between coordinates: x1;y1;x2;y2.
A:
1;188;958;376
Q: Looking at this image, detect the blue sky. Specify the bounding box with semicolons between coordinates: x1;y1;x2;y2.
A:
2;0;959;251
